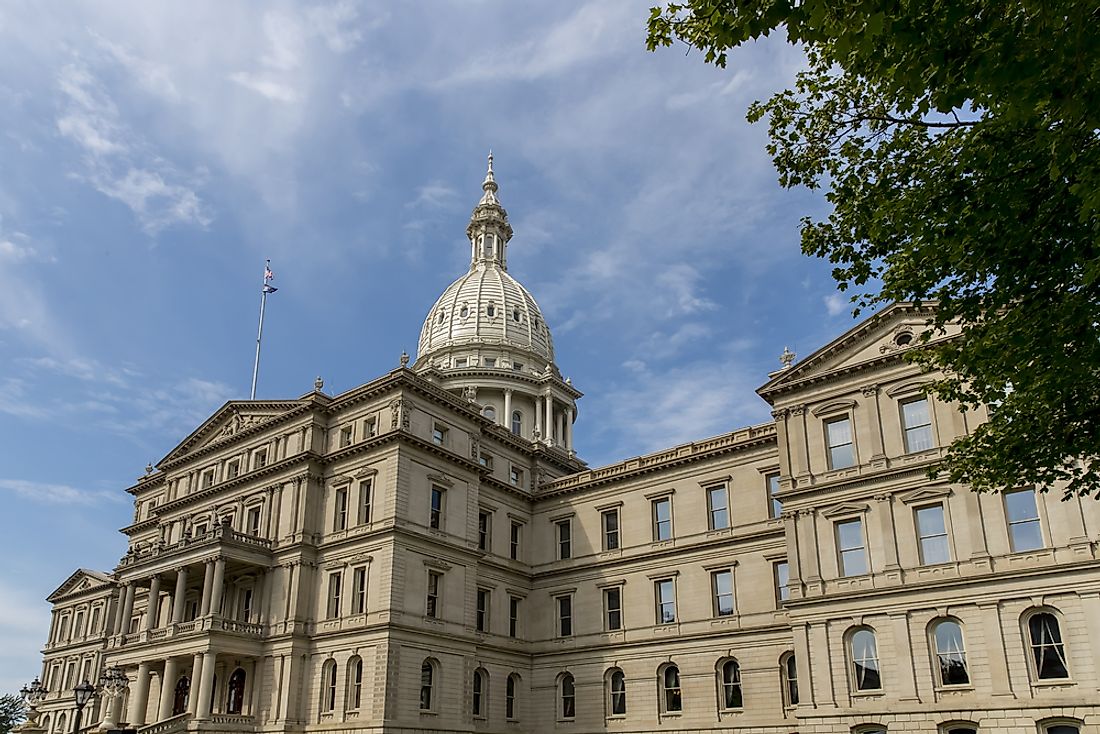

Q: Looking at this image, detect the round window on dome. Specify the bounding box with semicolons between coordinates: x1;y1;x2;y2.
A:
460;304;469;319
487;303;496;318
437;310;445;325
513;308;521;322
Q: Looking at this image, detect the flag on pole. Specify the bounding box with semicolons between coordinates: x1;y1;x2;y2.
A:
263;261;277;293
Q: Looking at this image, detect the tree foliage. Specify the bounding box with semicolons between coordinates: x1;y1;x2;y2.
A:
648;1;1100;497
0;694;26;734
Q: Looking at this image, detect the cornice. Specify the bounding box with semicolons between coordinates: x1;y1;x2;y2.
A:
153;455;323;515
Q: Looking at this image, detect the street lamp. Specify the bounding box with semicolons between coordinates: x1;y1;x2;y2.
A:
71;681;96;734
18;677;48;731
95;667;129;731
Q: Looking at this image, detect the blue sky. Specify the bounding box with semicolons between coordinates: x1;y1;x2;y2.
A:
0;0;856;690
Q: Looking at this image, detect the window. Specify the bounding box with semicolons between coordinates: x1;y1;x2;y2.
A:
836;518;868;576
655;578;676;624
506;674;518;719
326;572;342;619
712;570;734;617
660;665;682;713
472;669;486;717
419;660;435;710
460;305;470;319
1027;611;1069;679
252;448;268;470
478;511;491;551
652;497;672;541
510;521;521;560
774;561;790;603
352;566;367;615
512;307;521;322
559;673;576;719
509;596;520;638
607;668;626;716
557;595;573;636
426;572;441;618
348;657;363;709
511;410;522;435
193;522;208;538
483;405;496;421
781;654;799;706
604;586;623;631
602;509;620;550
484;357;496;368
916;504;950;564
556;519;571;559
1042;725;1081;734
482;235;494;258
333;487;348;531
510;466;524;487
901;397;934;452
479;452;493;469
432;424;447;446
850;628;882;690
364;417;377;437
358;479;373;525
767;473;782;518
826;416;855;469
476;588;490;632
226;460;240;480
487;303;496;318
429;487;444;530
720;659;743;709
321;660;337;713
931;619;969;686
339;426;353;447
1005;488;1043;551
246;506;262;536
240;588;253;621
513;362;524;371
707;485;730;529
201;468;215;489
89;607;100;633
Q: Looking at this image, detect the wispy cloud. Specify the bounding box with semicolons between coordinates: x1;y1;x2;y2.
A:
407;183;459;210
0;578;50;694
0;479;122;505
824;292;847;316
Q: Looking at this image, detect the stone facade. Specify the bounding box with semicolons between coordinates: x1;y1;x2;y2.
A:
32;161;1100;734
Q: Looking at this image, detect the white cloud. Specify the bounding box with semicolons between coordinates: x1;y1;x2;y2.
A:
229;72;300;103
0;578;51;694
0;478;122;505
824;292;847;316
407;183;459;210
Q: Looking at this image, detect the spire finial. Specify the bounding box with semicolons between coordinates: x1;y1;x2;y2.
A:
482;150;497;194
779;346;795;369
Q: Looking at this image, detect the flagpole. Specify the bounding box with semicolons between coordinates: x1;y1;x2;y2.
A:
250;259;271;400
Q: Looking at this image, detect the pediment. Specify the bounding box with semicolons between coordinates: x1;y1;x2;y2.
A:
759;302;954;400
898;486;954;505
820;502;870;518
48;568;113;602
158;400;302;466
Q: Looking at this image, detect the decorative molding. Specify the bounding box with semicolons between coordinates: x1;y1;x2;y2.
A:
697;475;732;488
811;400;858;418
423;559;452;571
860;384;880;397
788;404;807;416
820;502;871;518
427;472;454;488
886;380;932;398
897;486;954;504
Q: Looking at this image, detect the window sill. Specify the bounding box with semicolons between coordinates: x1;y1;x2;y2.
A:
1032;678;1075;688
851;690;885;698
719;708;745;715
419;710;438;717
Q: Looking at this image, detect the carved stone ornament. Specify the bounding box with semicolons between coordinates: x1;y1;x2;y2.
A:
771;408;789;420
861;384;881;397
463;385;478;402
789;404;807;416
470;435;480;460
389;397;411;431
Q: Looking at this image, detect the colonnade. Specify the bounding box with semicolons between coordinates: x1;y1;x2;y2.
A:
114;558;231;635
125;650;252;725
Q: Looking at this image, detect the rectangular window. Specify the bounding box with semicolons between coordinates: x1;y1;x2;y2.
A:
476;588;490;632
240;588;253;621
509;596;520;638
201;468;215;489
252;448;268;470
1005;488;1043;551
901;398;934;452
826;416;855;469
334;487;348;531
339;426;353;448
556;519;571;559
246;506;262;536
510;466;524;487
836;518;868;576
429;487;444;530
454;357;468;368
479;452;493;469
556;595;572;636
483;357;496;368
774;561;790;603
655;579;676;624
767;473;782;518
708;485;730;529
604;586;623;631
432;424;447;446
478;511;491;551
712;570;734;616
652;497;672;541
426;571;441;618
915;503;950;564
326;572;342;619
352;566;367;615
226;459;240;480
602;509;620;550
364;417;377;437
358;479;373;525
510;521;521;560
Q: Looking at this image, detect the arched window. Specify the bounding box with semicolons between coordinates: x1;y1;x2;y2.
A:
1026;611;1069;679
931;619;969;686
606;668;626;716
321;660;337;714
506;673;519;720
559;673;576;720
227;668;246;714
939;721;978;734
849;628;882;690
781;653;799;707
719;659;743;709
659;664;682;712
173;675;191;716
853;726;887;734
460;304;469;319
420;660;436;711
1039;720;1083;734
487;303;496;318
511;410;522;435
472;668;488;717
347;656;363;709
483;406;497;421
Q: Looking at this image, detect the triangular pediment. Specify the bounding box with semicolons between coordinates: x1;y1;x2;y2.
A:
759;302;955;400
158;400;303;467
47;569;113;602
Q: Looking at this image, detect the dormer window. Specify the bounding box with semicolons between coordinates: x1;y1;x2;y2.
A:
486;303;496;318
512;307;521;322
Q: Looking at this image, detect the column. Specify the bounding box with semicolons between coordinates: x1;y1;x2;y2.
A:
199;560;215;616
565;406;574;452
978;602;1015;697
781;511;803;592
798;509;822;586
503;389;512;429
187;653;205;716
209;558;226;617
862;385;886;459
535;398;542;437
158;657;180;720
171;568;189;623
962;488;990;559
544;394;554;444
129;662;152;727
875;494;901;571
108;689;124;727
556;410;564;446
789;405;811;478
117;584;136;634
144;575;162;631
890;612;920;701
195;652;216;719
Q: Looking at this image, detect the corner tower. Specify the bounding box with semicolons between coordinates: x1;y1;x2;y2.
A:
415;154;581;456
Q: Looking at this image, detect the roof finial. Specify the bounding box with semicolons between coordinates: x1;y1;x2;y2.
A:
482;150;497;196
779;346;795;369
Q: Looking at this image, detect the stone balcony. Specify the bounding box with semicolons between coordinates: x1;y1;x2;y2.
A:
109;614;265;650
117;524;273;578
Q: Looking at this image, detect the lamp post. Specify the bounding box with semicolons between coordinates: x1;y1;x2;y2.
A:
17;677;48;732
71;681;96;734
95;667;129;731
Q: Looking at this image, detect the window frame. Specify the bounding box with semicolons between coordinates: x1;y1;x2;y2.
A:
658;663;682;714
915;502;951;565
1004;487;1045;552
431;423;447;446
556;518;572;560
780;652;799;708
429;486;445;530
651;496;673;541
506;673;519;720
835;516;869;577
929;618;970;687
509;595;521;638
718;658;743;711
419;659;437;711
326;571;342;620
606;667;627;717
347;656;363;710
712;568;735;617
556;594;574;637
321;659;338;714
333;486;349;532
472;668;488;718
477;510;491;551
825;415;856;469
707;483;730;530
900;396;935;453
848;626;883;692
603;585;623;631
654;577;677;625
425;571;442;619
509;520;522;561
558;672;576;721
511;410;523;435
601;508;620;551
1023;609;1071;681
358;478;373;525
475;588;491;633
351;565;368;616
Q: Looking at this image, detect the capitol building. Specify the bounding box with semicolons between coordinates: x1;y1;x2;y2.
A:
30;158;1100;734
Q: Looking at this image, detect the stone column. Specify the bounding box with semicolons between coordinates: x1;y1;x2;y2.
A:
117;584;136;634
503;389;512;429
565;407;574;451
171;568;189;624
195;652;216;719
797;509;822;590
781;511;803;592
556;411;564;446
544;394;554;444
789;405;811;479
158;658;180;720
535;399;542;436
978;602;1015;697
209;558;226;617
144;575;162;631
129;662;152;727
187;653;205;715
890;612;920;701
199;560;216;616
875;494;901;571
862;385;886;460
